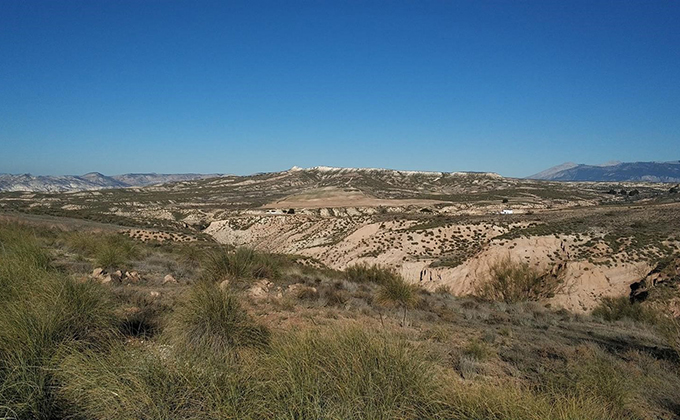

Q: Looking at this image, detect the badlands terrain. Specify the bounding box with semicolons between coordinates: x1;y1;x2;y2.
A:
2;166;680;419
2;166;679;312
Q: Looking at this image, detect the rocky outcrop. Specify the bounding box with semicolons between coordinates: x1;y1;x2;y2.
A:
162;274;178;285
91;268;141;284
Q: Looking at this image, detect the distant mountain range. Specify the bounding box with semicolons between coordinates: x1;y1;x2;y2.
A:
3;160;679;193
528;161;680;183
0;173;222;192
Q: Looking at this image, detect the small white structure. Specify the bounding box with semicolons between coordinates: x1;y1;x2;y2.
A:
500;209;514;215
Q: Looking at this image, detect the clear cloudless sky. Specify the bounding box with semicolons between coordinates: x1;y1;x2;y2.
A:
1;0;679;177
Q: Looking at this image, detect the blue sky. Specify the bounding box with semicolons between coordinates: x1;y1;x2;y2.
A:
1;0;679;177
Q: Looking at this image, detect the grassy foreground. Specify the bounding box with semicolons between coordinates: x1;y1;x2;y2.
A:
0;220;679;419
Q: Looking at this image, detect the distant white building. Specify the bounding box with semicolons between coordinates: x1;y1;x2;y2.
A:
500;209;514;215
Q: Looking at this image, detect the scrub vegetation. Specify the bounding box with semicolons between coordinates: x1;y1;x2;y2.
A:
1;219;679;419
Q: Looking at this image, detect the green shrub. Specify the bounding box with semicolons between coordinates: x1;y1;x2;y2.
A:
478;257;560;303
166;281;270;354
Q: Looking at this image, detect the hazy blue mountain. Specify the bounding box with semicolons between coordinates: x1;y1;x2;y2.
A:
0;173;222;192
528;161;680;182
111;173;221;187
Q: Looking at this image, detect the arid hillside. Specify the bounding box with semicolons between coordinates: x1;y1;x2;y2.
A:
1;166;679;312
1;218;679;419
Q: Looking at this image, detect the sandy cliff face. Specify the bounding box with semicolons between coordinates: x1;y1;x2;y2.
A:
205;213;650;312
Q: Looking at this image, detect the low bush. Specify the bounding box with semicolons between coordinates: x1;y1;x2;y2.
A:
478;257;561;303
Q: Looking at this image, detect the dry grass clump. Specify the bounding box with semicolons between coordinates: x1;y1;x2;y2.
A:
345;262;401;285
257;327;451;418
56;343;259;419
0;223;116;419
65;231;140;268
165;280;271;353
478;256;561;303
539;344;644;419
434;284;453;295
660;316;680;359
376;274;420;325
463;338;496;361
593;296;680;362
56;325;655;420
592;296;661;324
204;247;286;282
57;327;449;419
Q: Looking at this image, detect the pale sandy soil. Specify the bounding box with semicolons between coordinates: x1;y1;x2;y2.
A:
205;212;651;312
